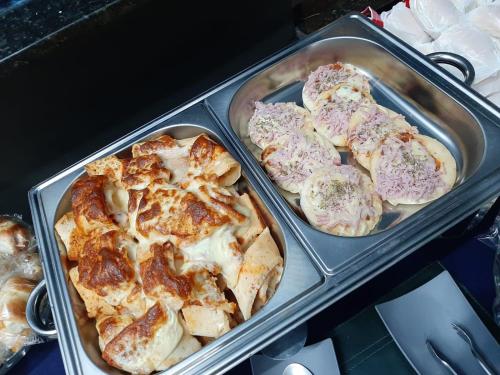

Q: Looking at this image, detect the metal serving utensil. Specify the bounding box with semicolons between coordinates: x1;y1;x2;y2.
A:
426;340;460;375
282;363;313;375
451;322;496;375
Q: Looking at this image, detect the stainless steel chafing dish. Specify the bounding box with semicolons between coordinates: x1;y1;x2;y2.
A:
28;14;500;375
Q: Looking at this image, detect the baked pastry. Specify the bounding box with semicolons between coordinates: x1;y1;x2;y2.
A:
302;62;371;111
311;83;374;147
232;227;283;320
261;130;341;193
248;102;314;149
55;134;283;374
300;166;382;236
101;302;183;375
0;217;42;363
0;217;33;256
370;134;457;205
347;103;418;170
0;277;36;353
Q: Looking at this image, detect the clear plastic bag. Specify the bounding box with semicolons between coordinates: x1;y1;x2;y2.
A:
381;2;432;44
467;4;500;39
432;23;500;83
0;215;43;368
477;210;500;325
449;0;478;12
410;0;463;38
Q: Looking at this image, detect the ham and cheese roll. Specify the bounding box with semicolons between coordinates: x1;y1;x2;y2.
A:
248;102;314;149
261;130;341;194
370;134;456;205
302;62;371;111
312;83;374;147
300;166;382;236
347;104;418;170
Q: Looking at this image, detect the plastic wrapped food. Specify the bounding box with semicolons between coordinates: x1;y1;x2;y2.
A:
467;4;500;39
432;23;500;83
0;216;43;368
381;2;432;44
410;0;462;38
449;0;477;12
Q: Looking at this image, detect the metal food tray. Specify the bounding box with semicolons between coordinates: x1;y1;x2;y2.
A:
206;15;500;277
29;104;323;374
28;13;500;375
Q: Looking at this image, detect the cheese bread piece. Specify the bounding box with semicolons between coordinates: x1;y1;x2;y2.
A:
300;166;382;236
71;175;119;234
232;227;283;320
181;305;230;338
188;134;241;186
158;329;201;370
127;182;236;249
234;193;265;250
55;212;87;261
132;134;191;183
102;302;183;374
370;134;456;205
86;154;171;191
96;314;134;351
70;231;136;318
181;226;243;289
347;103;418;170
139;242;191;311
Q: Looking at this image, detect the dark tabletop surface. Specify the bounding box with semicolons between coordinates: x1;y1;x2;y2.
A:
0;0;131;61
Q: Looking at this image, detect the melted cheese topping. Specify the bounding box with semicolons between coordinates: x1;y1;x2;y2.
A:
372;136;447;204
59;134;283;374
302;63;371;109
261;129;341;194
312;84;372;146
181;226;242;289
248;102;314;149
300;166;382;236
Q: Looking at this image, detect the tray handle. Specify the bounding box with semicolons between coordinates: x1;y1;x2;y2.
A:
26;279;57;339
427;52;475;86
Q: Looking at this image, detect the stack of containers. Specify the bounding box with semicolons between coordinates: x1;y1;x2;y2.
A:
377;0;500;105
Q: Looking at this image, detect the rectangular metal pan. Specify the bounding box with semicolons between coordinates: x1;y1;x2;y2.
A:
28;103;324;375
205;14;500;278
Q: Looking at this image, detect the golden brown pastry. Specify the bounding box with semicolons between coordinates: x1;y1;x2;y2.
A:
56;134;283;374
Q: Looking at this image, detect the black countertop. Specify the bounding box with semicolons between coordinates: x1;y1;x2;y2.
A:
0;0;296;219
0;0;395;64
0;0;125;61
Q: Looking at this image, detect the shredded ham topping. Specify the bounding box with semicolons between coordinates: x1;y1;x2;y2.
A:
374;137;444;201
308;166;379;227
303;63;369;103
313;94;365;137
263;131;340;188
348;106;416;153
248;102;309;148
